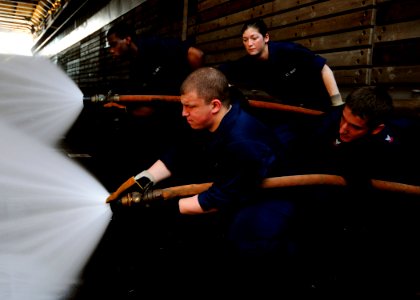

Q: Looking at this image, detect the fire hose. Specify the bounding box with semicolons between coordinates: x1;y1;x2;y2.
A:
112;174;420;207
86;95;420;204
84;94;324;116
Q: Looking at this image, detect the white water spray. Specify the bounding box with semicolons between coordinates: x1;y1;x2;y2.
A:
0;55;83;146
0;54;111;300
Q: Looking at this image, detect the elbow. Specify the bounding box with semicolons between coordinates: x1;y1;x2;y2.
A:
188;47;205;70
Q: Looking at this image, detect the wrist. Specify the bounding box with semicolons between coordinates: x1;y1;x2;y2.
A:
134;170;156;185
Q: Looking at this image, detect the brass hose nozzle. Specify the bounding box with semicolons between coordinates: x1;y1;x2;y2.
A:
119;190;164;206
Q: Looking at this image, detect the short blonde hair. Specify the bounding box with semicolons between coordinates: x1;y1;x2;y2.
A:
180;67;230;106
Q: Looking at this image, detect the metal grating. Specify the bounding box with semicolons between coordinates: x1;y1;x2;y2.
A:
0;0;66;36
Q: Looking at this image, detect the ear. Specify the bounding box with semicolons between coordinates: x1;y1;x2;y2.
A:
264;33;270;43
125;36;132;44
210;99;222;113
371;123;385;135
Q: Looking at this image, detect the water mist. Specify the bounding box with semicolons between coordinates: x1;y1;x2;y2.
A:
0;54;111;300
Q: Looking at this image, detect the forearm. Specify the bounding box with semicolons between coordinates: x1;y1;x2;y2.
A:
321;65;339;96
146;160;216;214
179;194;218;215
321;65;343;106
144;159;172;183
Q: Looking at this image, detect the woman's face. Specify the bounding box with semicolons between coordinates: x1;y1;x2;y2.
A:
242;27;269;56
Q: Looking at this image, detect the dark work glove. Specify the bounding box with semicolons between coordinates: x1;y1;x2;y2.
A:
109;196;125;214
107;171;155;216
161;197;181;215
109;186;153;214
342;170;373;195
341;170;374;232
330;93;344;106
109;189;153;217
110;193;180;220
135;175;154;195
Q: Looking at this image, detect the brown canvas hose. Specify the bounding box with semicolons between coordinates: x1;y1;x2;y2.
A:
91;96;419;204
89;94;324;116
117;174;420;206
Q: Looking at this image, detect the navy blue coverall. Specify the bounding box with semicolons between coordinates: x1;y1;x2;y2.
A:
161;101;295;258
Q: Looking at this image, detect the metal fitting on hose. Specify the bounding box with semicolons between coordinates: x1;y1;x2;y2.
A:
107;95;120;102
119;189;164;206
120;192;142;206
89;94;107;102
83;94;121;103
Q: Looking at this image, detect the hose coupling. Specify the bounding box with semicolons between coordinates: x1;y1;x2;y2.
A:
119;190;164;206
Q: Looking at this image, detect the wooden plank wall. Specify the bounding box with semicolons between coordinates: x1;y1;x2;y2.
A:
53;0;420;115
192;0;420;115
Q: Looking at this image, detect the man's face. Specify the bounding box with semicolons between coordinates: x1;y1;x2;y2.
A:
339;105;370;143
242;27;268;56
181;90;215;131
107;33;130;59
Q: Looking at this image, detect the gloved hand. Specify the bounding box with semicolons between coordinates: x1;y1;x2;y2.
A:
109;191;149;217
343;173;372;194
109;195;125;214
330;93;344;106
106;170;155;203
